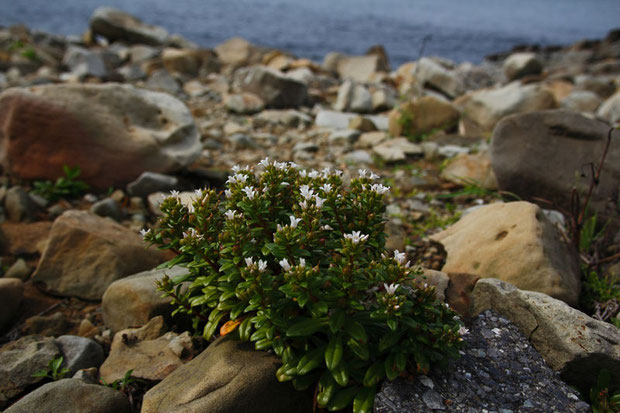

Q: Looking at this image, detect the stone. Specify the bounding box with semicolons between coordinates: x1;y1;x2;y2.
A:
471;278;620;394
90;198;123;221
340;149;373;165
3;378;132;413
233;66;307;108
0;221;51;256
315;109;389;131
490;110;620;228
597;91;620;125
4;187;40;222
502;52;543;81
129;45;159;62
32;210;165;300
560;90;602;113
100;323;194;383
62;45;119;79
102;266;190;332
431;201;581;306
328;129;360;146
162;48;220;77
146;69;182;95
373;138;423;162
388;97;460;138
417;269;449;302
4;258;32;281
457;81;557;131
0;83;201;190
323;52;388;83
141;336;312;413
334;80;372;113
90;7;169;46
126;172;179;198
356;131;388;148
440;151;497;189
444;272;480;317
256;109;312;127
0;335;60;403
348;116;377;132
23;312;70;337
55;335;105;376
0;278;23;330
224;93;265;114
371;86;397;111
215;37;262;67
575;74;616;99
414;57;464;99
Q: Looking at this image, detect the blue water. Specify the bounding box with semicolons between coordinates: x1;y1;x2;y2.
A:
1;0;619;67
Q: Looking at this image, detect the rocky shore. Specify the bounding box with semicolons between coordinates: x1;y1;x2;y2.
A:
0;7;619;412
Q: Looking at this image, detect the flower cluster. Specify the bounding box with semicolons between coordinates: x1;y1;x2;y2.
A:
145;159;464;413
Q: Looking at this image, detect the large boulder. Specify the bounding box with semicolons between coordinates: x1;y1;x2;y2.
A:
90;7;169;46
0;278;23;330
430;201;581;306
414;57;464;99
141;336;312;413
388;96;460;137
0;83;201;190
233;65;307;108
471;278;620;394
457;81;557;131
4;378;131;413
490;110;620;228
32;210;165;300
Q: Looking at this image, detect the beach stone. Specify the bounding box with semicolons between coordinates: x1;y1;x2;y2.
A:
215;37;263;67
32;210;165;300
574;74;616;99
90;7;169;46
23;312;70;337
388;97;460;138
356;131;388;148
440;151;497;189
457;81;557;131
0;221;51;256
141;335;312;413
491;110;620;228
340;149;373;165
314;109;389;131
348;116;377;132
0;83;201;190
90;198;123;221
328;129;360;146
62;45;120;79
224;92;265;114
233;65;306;108
323;52;389;83
373;138;423;162
334;80;372;113
371;85;397;111
126;172;179;198
0;335;60;404
129;45;159;63
146;69;182;95
162;48;219;77
414;57;464;99
471;278;620;394
55;335;105;376
256;109;312;127
430;201;581;306
0;278;23;330
4;187;40;222
102;266;190;332
560;90;602;113
597;91;620;125
3;378;132;413
4;258;32;281
502;52;543;81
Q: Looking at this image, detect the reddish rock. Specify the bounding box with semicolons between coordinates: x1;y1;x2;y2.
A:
0;221;52;256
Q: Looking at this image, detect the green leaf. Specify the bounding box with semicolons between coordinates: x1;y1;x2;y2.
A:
330;361;349;387
296;346;325;375
379;331;403;352
394;351;407;372
51;356;63;372
325;335;343;370
276;363;297;381
384;353;399;381
387;318;398;331
326;386;359;411
238;317;253;341
363;361;385;387
292;371;320;391
286;318;324;337
317;375;337;407
353;386;376;413
254;338;272;350
346;337;369;361
329;309;346;333
345;321;367;342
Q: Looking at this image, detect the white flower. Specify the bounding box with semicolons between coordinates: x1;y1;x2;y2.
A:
245;257;254;267
224;210;239;220
321;224;333;231
242;186;257;200
321;167;331;178
314;195;325;209
168;190;180;198
299;258;306;267
299;200;308;210
358;169;368;178
289;215;302;229
308;170;319;179
280;182;290;187
194;189;202;197
344;231;369;244
139;228;150;237
458;326;470;336
369;172;380;180
333;170;343;178
279;258;291;271
393;250;406;265
370;183;389;194
232;164;241;173
320;183;332;193
384;283;399;295
274;161;288;170
277;224;284;232
182;228;197;239
299;170;307;178
188;204;195;213
299;185;314;200
224;189;232;198
235;173;248;184
258;260;268;272
258;157;270;168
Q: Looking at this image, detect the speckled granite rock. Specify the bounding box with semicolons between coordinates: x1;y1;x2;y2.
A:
374;310;589;412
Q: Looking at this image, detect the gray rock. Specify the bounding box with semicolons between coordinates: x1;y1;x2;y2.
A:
233;65;307;108
256;109;312;127
560;90;602;113
414;57;464;99
328;129;360;146
5;187;39;222
55;336;105;376
471;278;620;395
4;258;32;281
334;80;373;113
292;142;320;153
129;45;160;63
117;63;147;81
597;91;620;125
90;7;169;46
62;46;120;79
502;52;543;81
0;278;23;330
224;93;265;114
127;172;179;198
3;378;131;413
373;138;423;162
322;52;389;83
228;133;258;149
146;69;182;95
90;198;123;221
340;149;373;165
315;109;389;131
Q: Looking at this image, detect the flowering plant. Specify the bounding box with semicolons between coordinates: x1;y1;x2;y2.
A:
144;160;464;413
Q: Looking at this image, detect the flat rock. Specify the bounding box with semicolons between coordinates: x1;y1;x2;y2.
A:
0;221;52;256
471;278;620;394
334;80;372;113
90;7;169;46
55;335;105;376
323;52;389;83
233;65;307;108
315;109;389;131
0;83;201;190
373;138;423;162
414;57;464;99
430;201;581;306
32;210;165;300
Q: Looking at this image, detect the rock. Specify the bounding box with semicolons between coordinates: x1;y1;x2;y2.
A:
215;37;262;67
323;52;389;83
102;266;190;332
32;210;165;300
373;138;423;162
100;321;194;383
0;335;60;403
414;57;464;99
224;93;265;114
388;97;460;138
574;74;616;99
597;91;620;125
90;7;169;46
440;151;497;189
0;221;51;256
457;81;557;131
4;187;40;222
90;198;123;221
328;129;360;146
62;46;119;79
340;149;373;165
146;69;182;95
375;310;589;413
430;201;581;306
3;378;132;413
334;80;372;113
0;278;23;330
256;109;312;127
126;172;179;198
4;258;32;281
55;335;105;376
417;269;449;302
0;83;201;190
348;116;377;132
356;131;388;148
23;312;70;337
560;90;602;113
141;336;312;413
502;52;543;81
444;272;480;317
315;109;389;131
162;48;220;77
490;110;620;228
471;278;620;394
371;86;397;111
233;66;307;108
129;45;159;62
